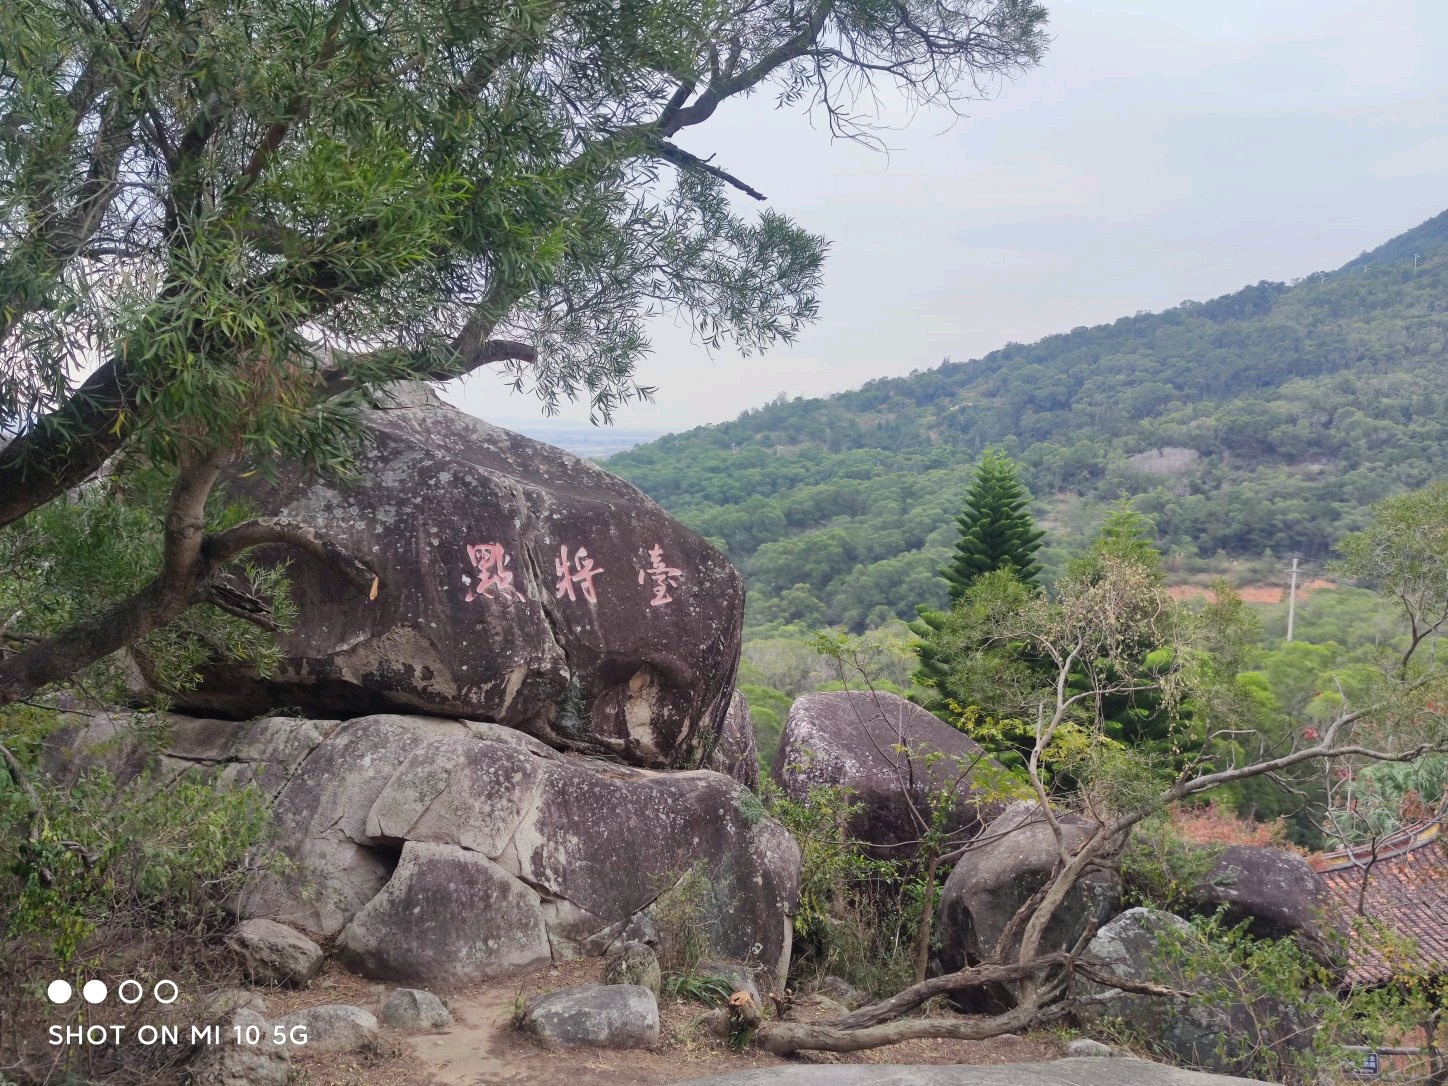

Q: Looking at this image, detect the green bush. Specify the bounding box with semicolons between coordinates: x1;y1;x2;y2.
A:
0;705;273;1082
760;778;917;995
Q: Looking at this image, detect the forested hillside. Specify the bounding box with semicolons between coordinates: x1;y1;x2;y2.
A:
607;210;1448;632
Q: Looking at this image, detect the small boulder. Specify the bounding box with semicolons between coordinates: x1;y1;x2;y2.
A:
379;988;452;1031
227;919;324;987
604;942;662;997
1187;845;1339;964
520;984;660;1049
1067;1038;1115;1057
772;691;1004;861
189;1008;289;1086
1082;907;1314;1078
937;802;1120;1009
809;975;872;1009
272;1004;379;1055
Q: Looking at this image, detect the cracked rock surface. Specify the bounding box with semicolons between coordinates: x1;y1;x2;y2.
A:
50;711;801;987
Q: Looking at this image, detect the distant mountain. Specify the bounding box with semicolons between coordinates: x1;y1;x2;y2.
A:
605;210;1448;633
486;419;665;460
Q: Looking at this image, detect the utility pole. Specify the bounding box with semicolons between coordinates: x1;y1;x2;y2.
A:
1286;556;1301;643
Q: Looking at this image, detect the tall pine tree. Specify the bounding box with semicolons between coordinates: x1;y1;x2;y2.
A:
913;451;1043;697
942;451;1045;598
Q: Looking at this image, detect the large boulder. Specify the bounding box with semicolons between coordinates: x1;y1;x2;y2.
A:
351;729;801;980
1081;908;1316;1079
49;707;801;988
179;384;744;770
709;689;761;791
136;712;806;984
772;691;1004;860
937;802;1121;1010
1184;845;1339;965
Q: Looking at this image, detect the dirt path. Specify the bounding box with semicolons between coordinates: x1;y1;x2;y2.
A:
271;960;1064;1086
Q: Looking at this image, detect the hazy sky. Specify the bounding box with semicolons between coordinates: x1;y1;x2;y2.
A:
446;0;1448;433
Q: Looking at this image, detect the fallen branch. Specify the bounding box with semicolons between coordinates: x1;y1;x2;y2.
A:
753;999;1059;1056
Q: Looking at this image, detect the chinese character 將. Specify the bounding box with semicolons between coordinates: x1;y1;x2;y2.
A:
555;544;604;603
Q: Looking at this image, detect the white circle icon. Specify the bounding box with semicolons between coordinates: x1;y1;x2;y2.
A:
153;979;178;1005
118;979;144;1005
82;980;107;1004
46;980;72;1004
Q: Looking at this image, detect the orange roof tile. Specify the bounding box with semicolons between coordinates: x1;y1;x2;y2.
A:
1314;820;1448;986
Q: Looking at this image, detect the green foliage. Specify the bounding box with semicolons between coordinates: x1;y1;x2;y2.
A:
653;861;722;977
942;450;1044;597
1100;909;1448;1086
1095;912;1339;1084
0;470;296;701
1119;815;1222;912
1334;481;1448;675
920;516;1223;791
913;450;1043;701
663;972;735;1007
1325;753;1448;844
759;777;915;994
0;708;271;964
1;0;1056;708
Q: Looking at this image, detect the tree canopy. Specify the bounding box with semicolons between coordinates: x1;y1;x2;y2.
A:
0;0;1050;706
912;448;1042;702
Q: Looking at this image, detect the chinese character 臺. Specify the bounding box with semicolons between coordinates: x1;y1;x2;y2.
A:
637;543;683;606
555;544;604;603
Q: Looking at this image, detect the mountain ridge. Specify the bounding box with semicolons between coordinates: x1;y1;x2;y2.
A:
606;209;1448;632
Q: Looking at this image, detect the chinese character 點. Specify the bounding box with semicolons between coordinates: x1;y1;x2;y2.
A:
464;542;525;602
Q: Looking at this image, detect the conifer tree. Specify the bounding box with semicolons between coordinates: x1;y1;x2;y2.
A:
913;451;1042;698
942;451;1045;598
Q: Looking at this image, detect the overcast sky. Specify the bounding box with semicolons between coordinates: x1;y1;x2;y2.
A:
445;0;1448;433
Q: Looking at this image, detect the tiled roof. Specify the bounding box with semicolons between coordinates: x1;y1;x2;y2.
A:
1313;820;1448;986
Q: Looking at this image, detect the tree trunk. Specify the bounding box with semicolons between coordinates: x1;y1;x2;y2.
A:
912;850;940;985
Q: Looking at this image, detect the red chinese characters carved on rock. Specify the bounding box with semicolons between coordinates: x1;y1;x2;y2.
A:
637;544;683;607
555;544;604;603
465;542;525;602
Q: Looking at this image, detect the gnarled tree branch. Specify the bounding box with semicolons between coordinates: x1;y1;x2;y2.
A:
0;455;377;708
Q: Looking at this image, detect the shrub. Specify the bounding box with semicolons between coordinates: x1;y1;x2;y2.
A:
0;705;272;1083
760;778;916;995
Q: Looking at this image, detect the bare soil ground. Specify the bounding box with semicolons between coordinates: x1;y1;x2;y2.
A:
270;960;1063;1086
1167;578;1335;604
